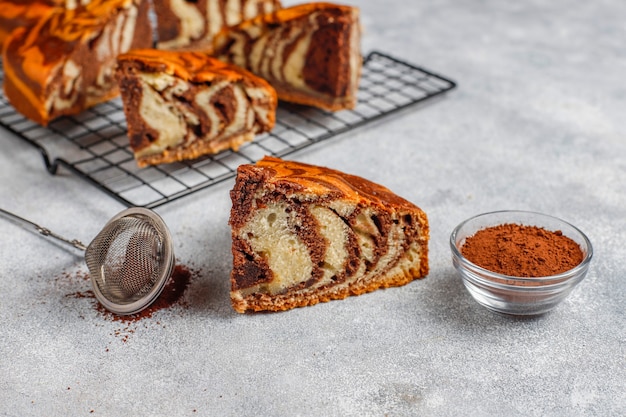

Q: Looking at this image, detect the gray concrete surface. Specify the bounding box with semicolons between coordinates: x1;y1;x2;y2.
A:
1;0;624;415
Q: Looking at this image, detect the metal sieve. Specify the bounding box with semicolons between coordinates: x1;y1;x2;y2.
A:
0;207;175;315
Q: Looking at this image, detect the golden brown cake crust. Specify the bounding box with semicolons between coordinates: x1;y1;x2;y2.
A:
229;156;430;313
116;48;280;88
231;156;425;222
231;270;425;313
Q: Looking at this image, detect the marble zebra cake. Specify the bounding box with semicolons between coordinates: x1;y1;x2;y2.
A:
211;2;362;111
153;0;282;50
2;0;152;126
229;156;430;313
116;49;277;167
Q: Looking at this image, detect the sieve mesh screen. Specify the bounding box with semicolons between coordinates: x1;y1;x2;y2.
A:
86;215;167;306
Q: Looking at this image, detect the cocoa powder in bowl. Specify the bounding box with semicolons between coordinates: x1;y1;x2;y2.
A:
460;223;584;277
450;211;593;315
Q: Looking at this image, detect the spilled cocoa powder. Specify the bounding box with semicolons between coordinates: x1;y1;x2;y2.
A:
461;223;583;277
62;263;197;346
95;264;193;323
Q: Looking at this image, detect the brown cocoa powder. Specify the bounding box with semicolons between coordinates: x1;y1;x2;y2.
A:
461;223;583;277
95;264;193;323
62;264;197;346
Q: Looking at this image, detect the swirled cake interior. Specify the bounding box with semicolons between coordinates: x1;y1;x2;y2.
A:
116;49;277;167
229;156;429;313
153;0;282;50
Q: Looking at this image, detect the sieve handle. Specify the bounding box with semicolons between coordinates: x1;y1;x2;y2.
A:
0;207;87;251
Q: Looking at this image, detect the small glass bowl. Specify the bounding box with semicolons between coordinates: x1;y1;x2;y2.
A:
450;210;593;316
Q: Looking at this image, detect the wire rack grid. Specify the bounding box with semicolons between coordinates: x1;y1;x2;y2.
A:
0;51;456;208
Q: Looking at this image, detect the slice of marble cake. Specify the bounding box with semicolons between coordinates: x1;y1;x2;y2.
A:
2;0;152;126
116;49;277;166
229;156;430;313
211;2;362;111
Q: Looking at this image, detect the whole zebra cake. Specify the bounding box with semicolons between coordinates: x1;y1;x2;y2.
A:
152;0;282;50
212;2;362;112
229;156;430;313
116;49;277;167
2;0;152;126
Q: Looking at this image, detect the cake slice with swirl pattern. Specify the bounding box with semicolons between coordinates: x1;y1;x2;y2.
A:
116;49;277;167
211;2;362;111
2;0;152;126
229;156;430;313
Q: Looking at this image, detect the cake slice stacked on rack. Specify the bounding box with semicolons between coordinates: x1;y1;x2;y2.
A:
211;2;362;111
2;0;152;126
116;49;277;167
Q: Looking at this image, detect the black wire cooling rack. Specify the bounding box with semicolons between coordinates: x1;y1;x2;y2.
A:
0;51;456;208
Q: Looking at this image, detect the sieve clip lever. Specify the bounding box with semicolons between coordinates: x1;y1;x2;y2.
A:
35;226;87;251
0;207;87;251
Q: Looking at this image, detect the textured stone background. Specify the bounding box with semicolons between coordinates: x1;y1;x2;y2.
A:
1;0;624;415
